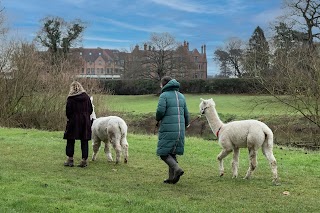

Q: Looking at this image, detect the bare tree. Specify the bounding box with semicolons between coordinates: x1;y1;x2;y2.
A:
144;32;178;81
0;4;7;36
259;46;320;128
125;33;195;81
283;0;320;48
214;37;244;77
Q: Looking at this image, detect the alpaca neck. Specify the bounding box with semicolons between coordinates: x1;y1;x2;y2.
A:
204;106;224;135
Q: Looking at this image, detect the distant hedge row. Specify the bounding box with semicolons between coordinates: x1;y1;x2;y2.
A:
99;78;266;95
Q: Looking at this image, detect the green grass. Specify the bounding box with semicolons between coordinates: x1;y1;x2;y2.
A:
100;94;293;117
1;127;320;213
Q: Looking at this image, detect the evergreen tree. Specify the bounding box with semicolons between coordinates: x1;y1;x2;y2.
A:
244;26;270;77
273;22;307;51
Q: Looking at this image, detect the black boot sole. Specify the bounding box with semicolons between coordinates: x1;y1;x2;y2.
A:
172;171;184;184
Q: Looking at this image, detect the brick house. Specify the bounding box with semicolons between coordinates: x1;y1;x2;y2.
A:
75;48;125;79
178;41;207;79
74;41;207;80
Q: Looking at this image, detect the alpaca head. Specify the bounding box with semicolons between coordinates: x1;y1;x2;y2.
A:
199;98;215;114
90;96;97;120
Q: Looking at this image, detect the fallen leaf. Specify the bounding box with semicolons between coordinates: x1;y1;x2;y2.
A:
283;191;290;196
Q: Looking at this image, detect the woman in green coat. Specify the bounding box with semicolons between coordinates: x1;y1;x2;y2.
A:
156;76;189;184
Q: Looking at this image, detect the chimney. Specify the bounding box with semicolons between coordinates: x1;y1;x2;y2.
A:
201;45;203;54
144;43;147;51
149;45;151;51
204;44;206;54
187;42;189;50
135;45;139;50
183;40;186;47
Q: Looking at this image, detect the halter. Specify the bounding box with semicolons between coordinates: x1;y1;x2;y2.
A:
201;105;212;114
216;126;222;138
201;104;222;138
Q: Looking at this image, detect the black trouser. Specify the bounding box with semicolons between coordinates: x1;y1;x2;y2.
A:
66;139;89;160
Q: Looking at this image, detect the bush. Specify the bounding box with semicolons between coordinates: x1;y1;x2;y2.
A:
0;41;103;131
100;78;265;95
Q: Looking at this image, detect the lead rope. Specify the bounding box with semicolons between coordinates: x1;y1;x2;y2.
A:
187;115;202;128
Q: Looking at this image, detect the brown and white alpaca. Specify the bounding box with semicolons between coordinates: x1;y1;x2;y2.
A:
199;98;278;184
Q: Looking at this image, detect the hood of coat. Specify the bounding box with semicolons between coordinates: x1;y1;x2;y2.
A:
68;92;89;102
161;79;180;93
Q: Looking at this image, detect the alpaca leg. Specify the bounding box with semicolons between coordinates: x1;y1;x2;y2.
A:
112;141;122;164
263;149;278;184
104;141;113;162
121;136;129;163
232;148;240;178
217;149;232;177
244;148;257;179
92;138;101;161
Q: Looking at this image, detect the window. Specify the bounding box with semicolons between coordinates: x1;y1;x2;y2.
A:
99;52;101;55
91;68;95;74
81;68;84;74
80;52;82;55
99;60;102;65
86;68;90;74
89;52;92;55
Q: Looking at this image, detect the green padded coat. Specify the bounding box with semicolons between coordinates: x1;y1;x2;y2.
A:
156;79;189;156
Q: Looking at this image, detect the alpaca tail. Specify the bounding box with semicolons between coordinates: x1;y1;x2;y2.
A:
264;127;273;148
117;119;127;139
262;124;278;184
262;126;274;152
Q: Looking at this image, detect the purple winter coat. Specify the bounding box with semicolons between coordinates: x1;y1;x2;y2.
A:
63;92;93;140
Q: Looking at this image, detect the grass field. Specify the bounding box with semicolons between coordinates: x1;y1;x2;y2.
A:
98;94;292;117
1;127;319;213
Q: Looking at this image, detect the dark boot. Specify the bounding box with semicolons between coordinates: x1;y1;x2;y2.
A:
77;159;88;168
161;155;184;184
163;167;174;184
64;157;74;167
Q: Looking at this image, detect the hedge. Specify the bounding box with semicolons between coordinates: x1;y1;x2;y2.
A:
99;78;266;95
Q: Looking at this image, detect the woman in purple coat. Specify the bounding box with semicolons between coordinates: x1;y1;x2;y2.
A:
63;81;93;167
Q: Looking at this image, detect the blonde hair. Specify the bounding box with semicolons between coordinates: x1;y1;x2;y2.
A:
68;81;86;96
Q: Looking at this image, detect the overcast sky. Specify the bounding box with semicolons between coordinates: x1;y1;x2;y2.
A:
2;0;284;75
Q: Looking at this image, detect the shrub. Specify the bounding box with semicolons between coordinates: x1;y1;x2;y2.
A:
100;78;265;95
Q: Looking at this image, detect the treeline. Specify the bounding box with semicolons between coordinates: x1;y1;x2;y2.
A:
100;78;266;95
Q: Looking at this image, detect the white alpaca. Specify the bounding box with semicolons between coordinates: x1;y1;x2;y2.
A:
90;97;129;164
199;98;278;184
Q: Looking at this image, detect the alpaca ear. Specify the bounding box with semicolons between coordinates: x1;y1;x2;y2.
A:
209;98;213;101
200;98;204;101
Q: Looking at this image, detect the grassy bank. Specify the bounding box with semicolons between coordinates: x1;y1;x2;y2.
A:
98;94;292;117
1;128;319;212
94;94;318;147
